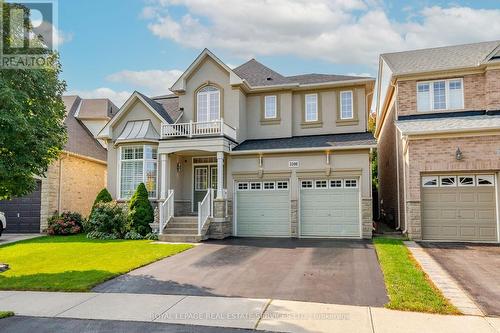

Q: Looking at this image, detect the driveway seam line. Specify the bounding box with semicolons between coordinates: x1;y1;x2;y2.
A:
254;298;273;330
151;295;188;322
53;293;100;317
368;307;376;333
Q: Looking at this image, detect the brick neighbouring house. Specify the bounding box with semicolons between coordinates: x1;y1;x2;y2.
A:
375;40;500;242
0;96;118;233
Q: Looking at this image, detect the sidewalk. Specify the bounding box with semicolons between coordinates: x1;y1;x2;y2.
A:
1;291;499;333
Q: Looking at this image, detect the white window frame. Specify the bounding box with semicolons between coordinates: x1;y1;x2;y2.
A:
314;180;328;189
197;85;220;122
250;182;262;190
119;145;158;200
301;180;313;189
344;179;358;188
304;94;318;122
458;176;475;187
263;181;276;190
330;179;343;188
277;181;289;190
340;90;354;119
417;78;464;112
440;176;457;187
264;95;277;119
237;182;249;191
194;167;209;191
476;175;495;187
422;176;438;188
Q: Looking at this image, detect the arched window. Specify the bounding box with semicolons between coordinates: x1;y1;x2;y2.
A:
197;85;220;122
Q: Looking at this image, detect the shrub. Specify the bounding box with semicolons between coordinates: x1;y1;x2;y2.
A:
85;201;128;238
87;231;117;240
144;232;159;241
124;230;143;240
128;183;153;236
47;211;84;235
90;188;113;216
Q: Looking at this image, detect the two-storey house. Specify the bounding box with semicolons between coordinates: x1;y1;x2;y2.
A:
376;41;500;243
99;49;376;242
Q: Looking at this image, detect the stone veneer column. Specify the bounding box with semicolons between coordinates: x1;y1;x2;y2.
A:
361;198;373;239
208;199;232;239
406;201;422;240
290;199;298;237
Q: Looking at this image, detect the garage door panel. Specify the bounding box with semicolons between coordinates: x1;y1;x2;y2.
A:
422;175;497;242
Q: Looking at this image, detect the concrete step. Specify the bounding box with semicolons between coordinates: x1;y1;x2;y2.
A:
172;216;198;222
164;228;199;235
158;234;202;243
167;222;198;229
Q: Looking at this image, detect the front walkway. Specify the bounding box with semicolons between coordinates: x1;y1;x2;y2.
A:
0;234;42;246
1;291;499;333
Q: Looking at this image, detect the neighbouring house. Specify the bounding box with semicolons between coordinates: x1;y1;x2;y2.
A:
98;49;376;242
0;96;117;233
375;40;500;242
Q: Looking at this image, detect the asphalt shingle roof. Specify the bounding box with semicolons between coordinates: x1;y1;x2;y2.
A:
382;40;500;75
62;96;107;161
152;94;182;122
396;114;500;135
76;98;118;119
136;91;175;124
233;132;376;151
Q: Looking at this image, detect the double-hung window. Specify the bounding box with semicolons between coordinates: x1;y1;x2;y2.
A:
305;94;318;122
264;95;277;119
340;91;353;119
120;145;157;199
417;79;463;112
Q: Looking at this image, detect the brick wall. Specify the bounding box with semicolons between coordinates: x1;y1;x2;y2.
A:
397;73;487;116
361;199;373;238
486;69;500;110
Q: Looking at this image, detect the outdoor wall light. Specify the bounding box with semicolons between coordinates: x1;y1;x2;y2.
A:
176;162;182;173
455;147;463;161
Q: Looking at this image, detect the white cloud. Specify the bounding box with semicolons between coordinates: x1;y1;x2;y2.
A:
67;88;131;107
144;1;500;67
106;69;183;96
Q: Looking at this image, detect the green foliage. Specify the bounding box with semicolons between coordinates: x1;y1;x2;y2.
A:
0;3;67;200
85;202;128;239
124;230;143;240
371;149;379;190
47;211;84;235
128;183;153;236
0;311;14;319
91;188;113;216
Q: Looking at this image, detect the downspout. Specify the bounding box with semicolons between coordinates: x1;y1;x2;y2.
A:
401;135;409;235
57;153;69;212
391;80;402;231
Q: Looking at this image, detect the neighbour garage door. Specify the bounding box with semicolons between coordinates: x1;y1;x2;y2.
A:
422;175;498;242
236;180;290;237
0;180;42;233
300;179;360;238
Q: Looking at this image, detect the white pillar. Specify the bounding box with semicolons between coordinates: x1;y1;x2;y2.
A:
160;153;167;199
217;151;224;199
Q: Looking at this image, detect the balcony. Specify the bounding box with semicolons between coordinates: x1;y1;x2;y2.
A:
161;119;237;141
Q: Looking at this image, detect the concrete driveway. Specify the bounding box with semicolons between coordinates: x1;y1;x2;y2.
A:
94;238;388;306
0;233;42;246
421;242;500;316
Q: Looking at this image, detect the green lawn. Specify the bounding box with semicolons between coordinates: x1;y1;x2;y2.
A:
0;235;193;291
0;311;14;319
373;237;460;314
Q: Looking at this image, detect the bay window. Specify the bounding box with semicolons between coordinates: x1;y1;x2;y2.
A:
417;78;464;112
120;145;157;199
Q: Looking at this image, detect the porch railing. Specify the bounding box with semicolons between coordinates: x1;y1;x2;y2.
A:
197;188;213;236
161;118;237;141
159;189;174;235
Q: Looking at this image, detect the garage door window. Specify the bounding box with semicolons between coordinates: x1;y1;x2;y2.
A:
330;179;343;188
345;179;358;188
277;181;289;190
440;176;456;187
250;182;262;190
263;181;275;190
422;176;438;187
301;180;313;188
477;175;495;186
315;180;328;188
458;176;475;187
237;183;249;191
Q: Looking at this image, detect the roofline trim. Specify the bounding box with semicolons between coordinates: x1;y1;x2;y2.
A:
398;126;500;136
62;150;107;165
231;144;376;155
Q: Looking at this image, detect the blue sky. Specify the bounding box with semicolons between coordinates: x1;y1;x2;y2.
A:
57;0;500;106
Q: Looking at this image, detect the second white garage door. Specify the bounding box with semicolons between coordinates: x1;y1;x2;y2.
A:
236;180;290;237
300;179;361;238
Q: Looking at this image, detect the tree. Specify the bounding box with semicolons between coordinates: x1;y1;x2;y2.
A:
90;188;113;216
0;3;67;199
128;183;153;236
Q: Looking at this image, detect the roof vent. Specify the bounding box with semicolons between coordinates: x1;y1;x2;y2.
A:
266;77;273;81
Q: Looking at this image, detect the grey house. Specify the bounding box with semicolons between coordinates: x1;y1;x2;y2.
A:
99;49;376;242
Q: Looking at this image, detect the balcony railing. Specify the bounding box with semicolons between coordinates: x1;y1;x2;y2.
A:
161;118;237;141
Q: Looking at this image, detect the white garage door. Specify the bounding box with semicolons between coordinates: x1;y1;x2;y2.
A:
236;180;290;237
300;179;360;238
422;175;498;242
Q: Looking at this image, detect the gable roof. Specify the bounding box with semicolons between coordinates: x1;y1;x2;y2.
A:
233;59;373;87
381;40;500;76
151;94;182;122
62;96;107;161
75;98;118;120
135;91;174;123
